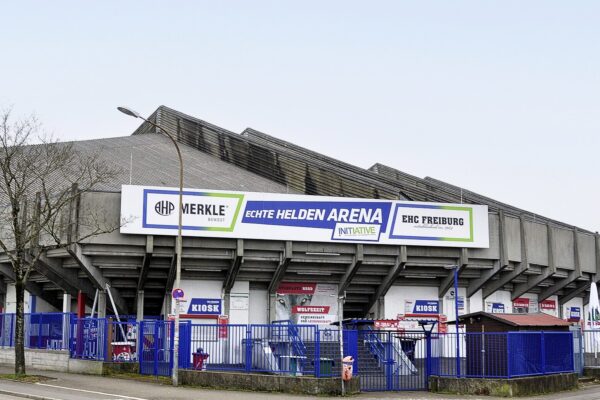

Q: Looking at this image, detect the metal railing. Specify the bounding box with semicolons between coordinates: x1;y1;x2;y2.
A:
0;312;72;350
433;331;574;378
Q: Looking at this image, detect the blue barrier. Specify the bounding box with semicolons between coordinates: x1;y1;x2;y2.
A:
434;331;574;378
0;312;72;350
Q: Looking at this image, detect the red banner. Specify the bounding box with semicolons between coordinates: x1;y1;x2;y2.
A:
513;298;530;307
292;306;330;314
218;315;229;339
276;282;316;294
539;299;556;310
374;320;399;329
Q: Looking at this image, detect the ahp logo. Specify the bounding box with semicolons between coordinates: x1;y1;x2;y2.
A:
155;200;175;216
143;189;244;232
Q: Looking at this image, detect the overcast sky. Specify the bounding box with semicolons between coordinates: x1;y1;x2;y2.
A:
1;1;598;231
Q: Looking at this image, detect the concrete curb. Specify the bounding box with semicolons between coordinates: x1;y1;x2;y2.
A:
0;388;62;400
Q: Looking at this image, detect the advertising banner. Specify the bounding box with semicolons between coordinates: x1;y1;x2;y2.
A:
513;298;530;314
539;299;556;310
486;302;505;313
120;185;489;248
217;315;229;339
567;307;581;322
274;282;337;325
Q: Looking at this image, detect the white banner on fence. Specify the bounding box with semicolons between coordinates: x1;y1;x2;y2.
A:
120;185;489;248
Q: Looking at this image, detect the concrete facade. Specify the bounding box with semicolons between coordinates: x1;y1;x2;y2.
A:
0;105;597;324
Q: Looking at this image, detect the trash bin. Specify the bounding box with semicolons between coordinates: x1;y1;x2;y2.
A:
192;347;209;370
112;342;134;361
319;358;334;376
342;355;354;381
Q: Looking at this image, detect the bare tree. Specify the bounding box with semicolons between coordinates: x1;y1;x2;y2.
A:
0;108;121;375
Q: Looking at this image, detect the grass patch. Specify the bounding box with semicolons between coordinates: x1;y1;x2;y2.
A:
0;374;54;383
102;370;172;385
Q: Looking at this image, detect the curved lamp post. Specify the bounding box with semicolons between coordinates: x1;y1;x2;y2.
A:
117;107;184;386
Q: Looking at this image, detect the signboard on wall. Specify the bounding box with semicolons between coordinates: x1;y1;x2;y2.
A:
404;300;439;315
120;185;490;248
539;299;556;311
486;302;505;313
184;298;222;316
274;282;337;325
567;307;581;322
513;298;530;314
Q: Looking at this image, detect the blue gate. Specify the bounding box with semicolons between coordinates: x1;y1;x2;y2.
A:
356;329;429;391
139;320;174;376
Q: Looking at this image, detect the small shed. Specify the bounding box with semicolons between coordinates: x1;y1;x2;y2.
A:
458;312;572;333
456;312;573;377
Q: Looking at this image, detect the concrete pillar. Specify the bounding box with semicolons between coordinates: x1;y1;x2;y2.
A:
97;290;107;318
136;291;144;322
62;293;72;313
62;292;72;347
223;292;230;316
377;297;385;319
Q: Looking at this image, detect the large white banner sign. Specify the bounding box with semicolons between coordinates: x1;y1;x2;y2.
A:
120;185;489;248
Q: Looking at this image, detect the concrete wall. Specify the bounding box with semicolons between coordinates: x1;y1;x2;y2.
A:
430;373;578;397
0;348;108;375
484;290;513;314
0;348;69;372
384;286;438;319
177;279;251;325
469;289;484;313
249;288;268;324
179;369;360;395
4;284;59;314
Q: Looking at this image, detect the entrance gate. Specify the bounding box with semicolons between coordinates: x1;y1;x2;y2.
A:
356;329;430;391
139;320;174;376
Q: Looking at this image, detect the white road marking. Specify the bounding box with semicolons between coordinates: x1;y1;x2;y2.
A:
0;388;63;400
34;383;149;400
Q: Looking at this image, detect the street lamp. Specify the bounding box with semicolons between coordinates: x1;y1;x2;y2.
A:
117;106;184;386
444;264;461;377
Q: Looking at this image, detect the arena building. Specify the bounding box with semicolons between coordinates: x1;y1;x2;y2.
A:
1;105;597;329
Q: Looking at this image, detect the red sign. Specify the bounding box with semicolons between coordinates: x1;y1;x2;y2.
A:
292;306;330;314
513;298;530;307
276;282;316;295
217;315;229;339
374;320;399;329
539;300;556;310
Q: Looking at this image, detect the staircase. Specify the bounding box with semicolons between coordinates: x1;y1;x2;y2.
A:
357;339;387;376
302;340;342;376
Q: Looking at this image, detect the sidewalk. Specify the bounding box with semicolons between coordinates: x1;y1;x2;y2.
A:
0;366;599;400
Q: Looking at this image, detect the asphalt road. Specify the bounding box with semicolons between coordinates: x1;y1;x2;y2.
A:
1;367;600;400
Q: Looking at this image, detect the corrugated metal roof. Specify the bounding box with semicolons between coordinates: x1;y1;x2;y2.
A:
460;312;572;327
72;134;297;193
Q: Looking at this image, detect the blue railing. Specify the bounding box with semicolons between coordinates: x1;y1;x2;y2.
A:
364;326;386;365
0;312;72;350
434;331;574;378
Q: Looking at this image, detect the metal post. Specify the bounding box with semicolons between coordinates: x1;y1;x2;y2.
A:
454;266;461;377
116;107;184;386
337;294;345;396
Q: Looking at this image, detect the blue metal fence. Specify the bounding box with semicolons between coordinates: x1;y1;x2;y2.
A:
0;312;579;386
179;321;341;377
0;313;71;350
433;331;574;378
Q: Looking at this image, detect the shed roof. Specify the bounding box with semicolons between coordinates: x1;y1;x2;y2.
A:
458;312;572;327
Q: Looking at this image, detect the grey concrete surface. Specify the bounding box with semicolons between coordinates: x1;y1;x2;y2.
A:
0;367;599;399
